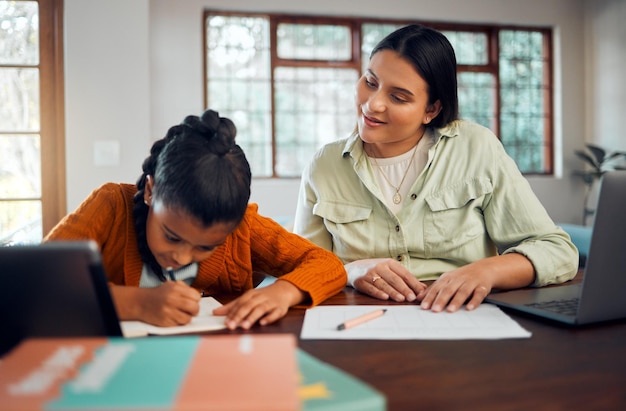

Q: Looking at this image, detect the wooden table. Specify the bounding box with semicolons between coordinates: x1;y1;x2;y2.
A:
210;281;626;411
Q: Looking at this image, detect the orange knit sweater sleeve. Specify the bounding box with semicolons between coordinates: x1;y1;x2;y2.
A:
240;204;347;306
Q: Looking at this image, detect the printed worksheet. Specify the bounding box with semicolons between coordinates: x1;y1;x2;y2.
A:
301;304;531;340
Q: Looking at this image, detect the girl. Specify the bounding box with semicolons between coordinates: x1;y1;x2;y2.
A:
45;109;346;329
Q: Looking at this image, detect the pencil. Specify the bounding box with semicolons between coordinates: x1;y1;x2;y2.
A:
337;308;387;331
166;266;176;281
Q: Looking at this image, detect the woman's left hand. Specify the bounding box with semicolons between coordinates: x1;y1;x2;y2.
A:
417;254;535;312
212;280;306;330
417;266;493;312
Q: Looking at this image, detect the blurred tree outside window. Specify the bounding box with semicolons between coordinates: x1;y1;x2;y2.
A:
204;13;554;178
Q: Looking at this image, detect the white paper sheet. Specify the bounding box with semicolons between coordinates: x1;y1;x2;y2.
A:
120;296;226;337
301;304;531;340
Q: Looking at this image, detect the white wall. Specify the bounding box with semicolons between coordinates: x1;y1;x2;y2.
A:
63;0;625;225
64;0;151;207
584;0;626;151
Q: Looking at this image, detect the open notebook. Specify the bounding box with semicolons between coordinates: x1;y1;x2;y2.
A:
120;296;226;337
486;170;626;325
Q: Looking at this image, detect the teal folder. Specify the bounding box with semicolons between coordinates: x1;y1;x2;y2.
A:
298;349;386;411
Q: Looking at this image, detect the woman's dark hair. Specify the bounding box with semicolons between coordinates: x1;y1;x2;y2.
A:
371;24;459;127
132;109;251;279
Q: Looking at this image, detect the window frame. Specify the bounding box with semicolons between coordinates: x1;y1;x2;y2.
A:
39;0;66;235
203;11;554;177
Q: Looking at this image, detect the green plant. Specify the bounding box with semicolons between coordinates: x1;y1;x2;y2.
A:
575;144;626;183
575;144;626;224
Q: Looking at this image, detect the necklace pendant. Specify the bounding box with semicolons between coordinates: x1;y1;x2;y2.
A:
393;192;402;204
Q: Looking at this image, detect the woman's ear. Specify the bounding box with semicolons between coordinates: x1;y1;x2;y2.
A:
144;175;154;206
424;100;443;124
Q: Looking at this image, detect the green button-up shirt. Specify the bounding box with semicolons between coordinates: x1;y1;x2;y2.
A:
294;120;578;287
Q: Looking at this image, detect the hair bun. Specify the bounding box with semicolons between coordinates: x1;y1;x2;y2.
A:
181;110;237;156
199;109;220;131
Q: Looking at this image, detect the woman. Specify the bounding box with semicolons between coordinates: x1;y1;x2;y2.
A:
294;24;577;313
45;109;346;329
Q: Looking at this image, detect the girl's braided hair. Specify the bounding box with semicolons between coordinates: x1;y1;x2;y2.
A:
132;109;251;280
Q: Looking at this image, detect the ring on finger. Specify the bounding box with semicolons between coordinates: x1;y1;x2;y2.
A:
372;275;381;284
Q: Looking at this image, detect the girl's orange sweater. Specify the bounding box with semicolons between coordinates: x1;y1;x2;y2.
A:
44;183;346;305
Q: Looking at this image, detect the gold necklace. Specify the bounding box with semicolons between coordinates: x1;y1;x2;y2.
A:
368;143;419;205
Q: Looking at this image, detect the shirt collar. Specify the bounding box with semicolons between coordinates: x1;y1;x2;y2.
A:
342;133;364;159
432;120;461;142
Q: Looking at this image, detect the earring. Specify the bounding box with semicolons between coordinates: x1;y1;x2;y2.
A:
144;199;150;206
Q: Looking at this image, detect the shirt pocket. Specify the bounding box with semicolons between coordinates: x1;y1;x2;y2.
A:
423;178;492;256
313;201;374;258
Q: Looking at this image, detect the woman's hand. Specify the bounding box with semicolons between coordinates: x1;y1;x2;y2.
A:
348;258;427;302
417;268;493;312
110;281;201;326
212;280;306;330
417;254;535;312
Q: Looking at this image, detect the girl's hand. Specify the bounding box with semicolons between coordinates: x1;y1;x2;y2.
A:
111;281;201;326
212;280;306;330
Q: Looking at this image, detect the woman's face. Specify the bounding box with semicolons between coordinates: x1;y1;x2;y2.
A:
356;49;441;157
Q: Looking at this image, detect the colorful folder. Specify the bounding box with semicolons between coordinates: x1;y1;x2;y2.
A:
0;334;387;410
0;335;300;410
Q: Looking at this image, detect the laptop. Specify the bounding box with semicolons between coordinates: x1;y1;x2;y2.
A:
0;240;122;356
485;170;626;325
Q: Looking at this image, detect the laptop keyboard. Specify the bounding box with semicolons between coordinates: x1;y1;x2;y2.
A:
525;298;580;316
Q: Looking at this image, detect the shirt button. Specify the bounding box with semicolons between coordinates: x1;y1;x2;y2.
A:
410;193;417;200
395;225;400;232
397;255;403;261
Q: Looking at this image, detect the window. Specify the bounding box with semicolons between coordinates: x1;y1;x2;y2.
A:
204;12;553;177
0;0;65;245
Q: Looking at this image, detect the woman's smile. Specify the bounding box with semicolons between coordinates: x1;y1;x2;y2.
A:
362;112;385;127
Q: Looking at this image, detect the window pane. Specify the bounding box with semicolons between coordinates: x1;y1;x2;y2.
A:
207;15;270;78
0;0;39;65
277;23;351;61
499;30;547;173
231;107;273;177
0;134;41;197
458;72;496;130
274;67;358;176
500;30;544;60
442;31;488;65
206;15;272;176
0;200;41;245
500;112;546;173
0;68;40;131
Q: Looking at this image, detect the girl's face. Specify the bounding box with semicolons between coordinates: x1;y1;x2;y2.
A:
356;49;441;157
144;178;237;270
